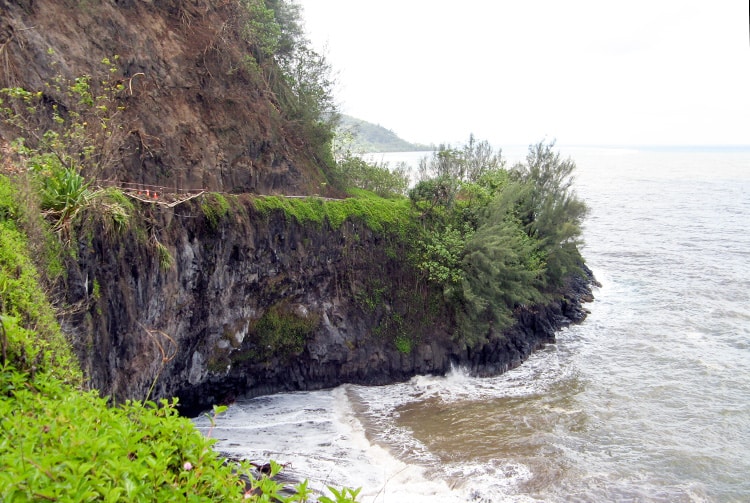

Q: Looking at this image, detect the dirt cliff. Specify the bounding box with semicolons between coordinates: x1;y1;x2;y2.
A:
0;0;331;195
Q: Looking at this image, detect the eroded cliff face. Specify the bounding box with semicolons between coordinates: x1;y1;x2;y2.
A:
0;0;330;194
62;198;591;416
2;1;593;414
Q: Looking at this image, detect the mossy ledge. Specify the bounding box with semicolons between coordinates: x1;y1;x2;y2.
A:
61;191;593;417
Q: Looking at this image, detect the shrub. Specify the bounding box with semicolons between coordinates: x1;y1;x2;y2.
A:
0;176;81;382
247;304;319;361
331;153;409;198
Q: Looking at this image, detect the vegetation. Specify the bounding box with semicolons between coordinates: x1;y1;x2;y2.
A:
0;0;588;498
263;133;588;350
513;141;589;286
200;193;232;230
0;175;81;383
0;57;133;242
252;190;414;234
238;0;339;165
336;115;432;153
0;4;359;498
245;304;319;361
1;363;361;502
329;152;409;198
0;170;361;501
407;136;588;345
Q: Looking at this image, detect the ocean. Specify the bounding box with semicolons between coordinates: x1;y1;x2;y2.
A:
194;146;750;502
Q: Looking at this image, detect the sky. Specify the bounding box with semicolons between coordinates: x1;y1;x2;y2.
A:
297;0;750;147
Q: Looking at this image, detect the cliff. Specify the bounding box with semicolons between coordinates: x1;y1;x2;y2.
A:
64;196;591;416
0;0;332;195
1;1;593;416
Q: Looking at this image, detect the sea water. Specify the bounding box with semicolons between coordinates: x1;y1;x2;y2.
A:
194;146;750;502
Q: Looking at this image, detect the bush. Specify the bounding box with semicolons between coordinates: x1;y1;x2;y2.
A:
0;371;247;502
408;137;588;346
247;304;319;361
331;153;409;198
0;175;81;382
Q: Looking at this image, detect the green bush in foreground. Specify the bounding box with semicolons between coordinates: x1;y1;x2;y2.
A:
0;367;360;502
0;173;359;502
0;369;245;501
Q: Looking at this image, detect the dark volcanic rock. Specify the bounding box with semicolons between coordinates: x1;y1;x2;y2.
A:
63;197;594;417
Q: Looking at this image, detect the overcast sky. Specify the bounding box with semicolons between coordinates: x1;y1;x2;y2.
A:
297;0;749;147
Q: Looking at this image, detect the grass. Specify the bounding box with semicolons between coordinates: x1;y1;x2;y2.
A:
200;193;231;229
252;189;415;235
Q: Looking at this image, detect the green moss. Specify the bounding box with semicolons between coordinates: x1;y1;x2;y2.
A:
201;193;231;229
251;192;415;236
394;333;413;354
252;195;327;226
238;304;319;363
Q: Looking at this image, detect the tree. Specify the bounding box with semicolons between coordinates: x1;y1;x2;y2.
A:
457;182;545;342
237;0;339;165
513;141;588;285
332;153;409;198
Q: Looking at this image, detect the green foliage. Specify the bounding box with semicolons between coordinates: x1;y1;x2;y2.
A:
87;186;135;237
247;304;319;361
253;192;414;235
253;195;327;226
457;184;546;342
0;174;359;502
393;333;412;354
278;43;338;150
0;367;361;501
36;161;93;232
236;0;338;163
417;134;504;185
155;241;174;272
0;370;236;501
1;60;132;241
409;176;459;215
0;173;20;222
513;140;588;286
0;176;81;382
241;0;283;60
415;224;466;285
407;137;587;346
200;193;231;230
331;152;410;198
329;190;413;234
319;486;362;503
0;56;128;179
354;280;387;313
265;0;305;62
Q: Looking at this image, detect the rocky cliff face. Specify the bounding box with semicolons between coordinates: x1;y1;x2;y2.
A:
2;1;593;415
63;197;592;416
0;0;330;195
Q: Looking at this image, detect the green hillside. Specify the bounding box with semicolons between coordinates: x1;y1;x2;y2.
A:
337;115;433;153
